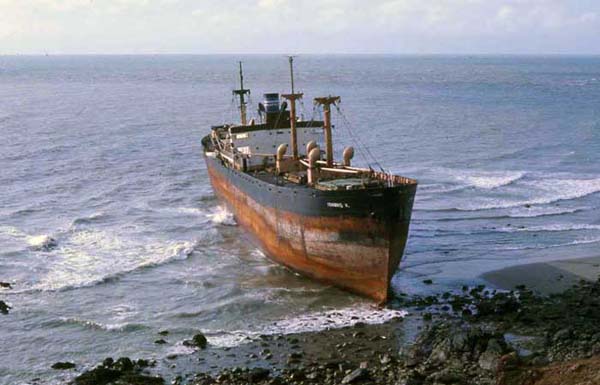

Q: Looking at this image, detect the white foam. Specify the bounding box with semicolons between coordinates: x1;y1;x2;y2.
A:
31;230;198;292
454;177;600;211
71;212;107;226
522;178;600;206
500;236;600;251
207;205;236;226
0;226;60;252
164;343;196;357
58;317;145;332
418;183;465;194
206;305;407;348
176;207;207;216
0;225;25;238
27;234;58;250
455;170;526;190
498;223;600;233
505;206;584;218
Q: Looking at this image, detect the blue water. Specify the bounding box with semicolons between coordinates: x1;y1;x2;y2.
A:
1;55;600;384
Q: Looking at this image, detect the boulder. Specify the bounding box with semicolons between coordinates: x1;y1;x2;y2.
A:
51;362;76;370
248;367;270;382
74;366;121;385
183;333;208;349
0;300;10;314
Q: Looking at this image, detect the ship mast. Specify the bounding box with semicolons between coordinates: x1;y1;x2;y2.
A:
233;61;250;125
282;56;303;160
314;96;340;167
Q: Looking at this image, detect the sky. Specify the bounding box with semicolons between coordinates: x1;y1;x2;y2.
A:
1;0;600;54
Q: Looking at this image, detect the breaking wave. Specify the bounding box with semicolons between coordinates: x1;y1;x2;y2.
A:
176;207;207;216
454;170;526;190
0;225;26;239
30;230;199;292
27;234;59;251
71;212;108;227
419;169;526;195
207;205;237;226
499;236;600;251
56;317;148;332
497;223;600;233
427;206;587;222
205;305;407;348
427;177;600;212
503;206;586;218
0;226;60;252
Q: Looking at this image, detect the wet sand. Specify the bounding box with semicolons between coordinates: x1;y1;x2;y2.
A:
482;256;600;294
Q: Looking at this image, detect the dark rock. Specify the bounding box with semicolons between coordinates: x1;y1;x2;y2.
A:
136;359;149;368
397;375;424;385
74;366;121;385
184;333;208;349
120;373;164;385
0;282;12;289
154;339;167;344
0;300;11;314
423;279;433;285
248;367;270;382
341;368;369;384
51;362;75;370
113;357;133;372
158;330;169;336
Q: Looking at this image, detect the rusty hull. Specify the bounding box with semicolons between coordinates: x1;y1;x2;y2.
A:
203;152;416;303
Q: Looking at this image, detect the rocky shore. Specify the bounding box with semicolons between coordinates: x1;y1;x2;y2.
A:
62;277;600;385
1;281;12;315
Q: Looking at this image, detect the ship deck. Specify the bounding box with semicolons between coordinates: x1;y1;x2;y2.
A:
248;169;399;192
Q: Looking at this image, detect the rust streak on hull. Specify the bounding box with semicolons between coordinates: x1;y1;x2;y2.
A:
205;158;413;303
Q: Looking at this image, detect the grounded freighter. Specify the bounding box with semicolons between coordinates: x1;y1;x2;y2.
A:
202;59;417;303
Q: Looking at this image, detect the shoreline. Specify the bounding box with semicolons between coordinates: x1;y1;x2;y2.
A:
27;257;600;384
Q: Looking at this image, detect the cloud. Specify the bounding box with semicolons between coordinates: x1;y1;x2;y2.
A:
1;0;599;54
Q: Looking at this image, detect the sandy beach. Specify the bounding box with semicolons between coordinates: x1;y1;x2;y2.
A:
482;256;600;294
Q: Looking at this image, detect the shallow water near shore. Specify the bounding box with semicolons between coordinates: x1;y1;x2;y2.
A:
1;55;600;384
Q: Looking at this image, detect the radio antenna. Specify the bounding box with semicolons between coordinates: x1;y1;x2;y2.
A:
282;56;303;159
232;61;251;125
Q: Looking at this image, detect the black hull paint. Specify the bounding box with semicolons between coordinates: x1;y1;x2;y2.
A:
203;151;416;223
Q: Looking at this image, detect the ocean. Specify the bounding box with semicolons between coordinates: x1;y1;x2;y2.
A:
1;55;599;384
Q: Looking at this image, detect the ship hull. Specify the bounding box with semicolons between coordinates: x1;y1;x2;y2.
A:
203;149;416;303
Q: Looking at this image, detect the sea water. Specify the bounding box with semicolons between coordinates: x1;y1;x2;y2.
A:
1;55;600;384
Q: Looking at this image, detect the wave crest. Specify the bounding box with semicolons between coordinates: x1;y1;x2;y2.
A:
29;230;199;292
205;305;407;348
456;171;526;190
57;317;147;332
27;234;58;251
207;206;236;226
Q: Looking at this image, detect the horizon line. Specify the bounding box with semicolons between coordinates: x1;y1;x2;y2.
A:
3;52;600;57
